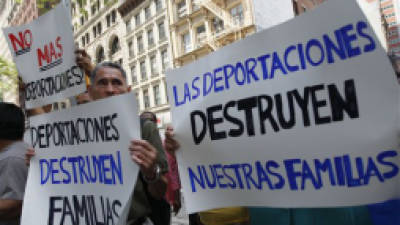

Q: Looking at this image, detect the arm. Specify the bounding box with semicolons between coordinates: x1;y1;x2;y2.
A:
0;157;28;220
75;49;94;76
130;140;167;200
130;121;169;200
0;199;22;219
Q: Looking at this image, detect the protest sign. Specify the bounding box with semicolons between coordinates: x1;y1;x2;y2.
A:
166;0;400;213
21;93;139;225
2;3;85;109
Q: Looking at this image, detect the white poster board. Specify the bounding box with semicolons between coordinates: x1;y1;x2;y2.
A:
2;3;85;109
21;93;139;225
166;0;400;213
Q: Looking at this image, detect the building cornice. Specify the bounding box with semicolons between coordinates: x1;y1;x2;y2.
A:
118;0;146;17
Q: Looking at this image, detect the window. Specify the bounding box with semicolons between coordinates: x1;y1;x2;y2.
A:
230;4;244;25
177;0;187;18
111;10;116;23
158;22;165;40
135;14;141;26
150;55;157;75
85;33;90;44
93;26;97;38
96;47;105;63
155;0;162;11
145;7;151;20
137;35;143;52
91;4;96;15
131;66;137;84
126;19;131;32
81;36;85;46
213;18;224;33
147;29;154;46
140;61;147;81
111;37;120;55
143;89;150;108
106;14;111;27
128;41;134;57
80;16;84;25
182;33;191;53
97;22;102;35
153;85;161;106
161;50;169;70
196;25;206;43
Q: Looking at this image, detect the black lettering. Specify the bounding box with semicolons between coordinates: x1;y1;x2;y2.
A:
207;105;226;141
190;110;207;145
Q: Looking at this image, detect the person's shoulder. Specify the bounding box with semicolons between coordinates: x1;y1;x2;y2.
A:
141;120;158;134
0;141;27;161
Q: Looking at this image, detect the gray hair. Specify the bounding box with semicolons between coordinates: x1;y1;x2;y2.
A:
90;61;127;84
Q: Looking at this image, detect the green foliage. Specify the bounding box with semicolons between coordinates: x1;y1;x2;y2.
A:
0;57;18;98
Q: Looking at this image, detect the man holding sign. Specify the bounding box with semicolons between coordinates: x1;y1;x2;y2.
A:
87;62;169;225
26;61;169;225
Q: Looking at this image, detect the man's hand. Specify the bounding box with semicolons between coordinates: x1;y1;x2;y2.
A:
75;49;94;76
25;147;35;166
0;199;22;220
165;125;180;152
129;140;158;179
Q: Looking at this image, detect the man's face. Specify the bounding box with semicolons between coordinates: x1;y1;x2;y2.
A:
89;66;130;100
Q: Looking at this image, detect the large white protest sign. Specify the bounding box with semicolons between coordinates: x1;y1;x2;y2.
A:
166;0;400;213
21;93;139;225
2;3;85;109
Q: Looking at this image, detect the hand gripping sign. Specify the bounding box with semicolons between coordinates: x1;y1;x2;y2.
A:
21;93;139;225
2;3;85;109
166;0;400;213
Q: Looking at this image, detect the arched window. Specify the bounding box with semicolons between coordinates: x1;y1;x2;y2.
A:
110;37;120;55
96;47;105;63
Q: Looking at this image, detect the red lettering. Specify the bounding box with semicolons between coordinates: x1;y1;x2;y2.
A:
49;42;57;61
8;32;25;52
56;36;63;58
23;30;32;47
37;45;49;67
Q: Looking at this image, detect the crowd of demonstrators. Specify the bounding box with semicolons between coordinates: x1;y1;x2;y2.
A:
10;48;399;225
0;103;29;225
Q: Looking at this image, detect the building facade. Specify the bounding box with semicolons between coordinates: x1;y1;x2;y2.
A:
10;0;38;26
118;0;173;129
73;0;125;67
168;0;256;67
0;0;38;104
380;0;400;72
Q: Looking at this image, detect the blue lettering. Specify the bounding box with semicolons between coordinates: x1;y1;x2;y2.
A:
377;150;399;179
188;166;205;193
284;45;299;72
50;158;60;184
245;58;259;83
173;85;185;107
203;72;214;96
323;31;346;64
284;159;302;190
257;54;270;80
192;77;200;100
270;52;287;79
340;24;361;58
213;67;224;93
357;21;376;53
306;39;325;66
223;64;235;90
40;159;50;185
266;160;285;189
